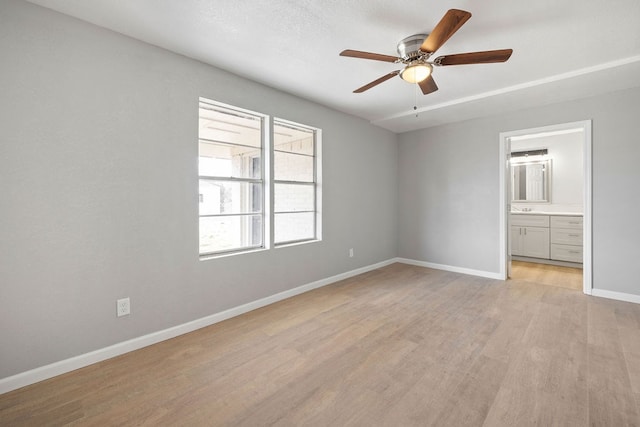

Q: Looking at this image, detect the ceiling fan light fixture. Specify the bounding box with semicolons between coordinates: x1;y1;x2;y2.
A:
400;62;432;84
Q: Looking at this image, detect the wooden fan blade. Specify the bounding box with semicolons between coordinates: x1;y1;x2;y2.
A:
419;75;439;95
340;49;400;63
354;71;400;93
420;9;472;53
435;49;513;66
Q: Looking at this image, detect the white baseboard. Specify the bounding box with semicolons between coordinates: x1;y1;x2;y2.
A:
0;258;396;395
397;258;639;304
395;257;504;280
591;289;640;305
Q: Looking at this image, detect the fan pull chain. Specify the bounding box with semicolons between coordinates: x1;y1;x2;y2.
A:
414;83;419;118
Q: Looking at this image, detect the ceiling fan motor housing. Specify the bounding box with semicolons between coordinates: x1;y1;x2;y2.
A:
397;34;430;61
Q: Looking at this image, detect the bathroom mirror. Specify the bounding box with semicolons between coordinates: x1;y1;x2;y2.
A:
511;159;551;202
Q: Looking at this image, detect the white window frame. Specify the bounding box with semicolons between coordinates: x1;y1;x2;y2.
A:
198;98;267;258
198;99;321;259
272;118;322;247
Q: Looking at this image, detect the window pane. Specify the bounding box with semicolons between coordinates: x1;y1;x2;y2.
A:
199;180;262;215
274;123;314;155
273;119;318;246
274;183;314;213
275;212;315;244
199;99;265;257
274;151;313;182
199;103;262;148
199;141;261;179
199;215;262;254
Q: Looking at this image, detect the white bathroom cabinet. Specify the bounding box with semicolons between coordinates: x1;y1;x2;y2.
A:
550;216;583;263
511;213;583;264
511;214;550;259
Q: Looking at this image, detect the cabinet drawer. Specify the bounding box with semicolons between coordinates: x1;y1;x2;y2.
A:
551;228;583;245
551;244;583;263
511;214;549;227
550;216;582;229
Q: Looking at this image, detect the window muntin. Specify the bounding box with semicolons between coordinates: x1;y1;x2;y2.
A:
273;120;319;245
198;100;264;256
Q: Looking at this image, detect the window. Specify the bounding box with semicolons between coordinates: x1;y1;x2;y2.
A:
273;119;320;245
198;98;321;257
198;100;264;256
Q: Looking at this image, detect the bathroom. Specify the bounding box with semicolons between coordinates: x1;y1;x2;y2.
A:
509;127;585;289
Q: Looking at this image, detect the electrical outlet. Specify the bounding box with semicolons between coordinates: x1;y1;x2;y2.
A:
116;297;130;317
349;248;354;258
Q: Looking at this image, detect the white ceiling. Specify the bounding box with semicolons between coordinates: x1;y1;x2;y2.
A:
26;0;640;133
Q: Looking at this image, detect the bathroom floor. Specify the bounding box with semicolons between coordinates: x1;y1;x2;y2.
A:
510;260;583;291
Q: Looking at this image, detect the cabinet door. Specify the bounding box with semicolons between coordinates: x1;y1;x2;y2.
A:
522;226;550;259
511;226;523;256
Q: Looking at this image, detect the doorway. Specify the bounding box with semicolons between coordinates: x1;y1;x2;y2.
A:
511;261;583;291
499;121;592;294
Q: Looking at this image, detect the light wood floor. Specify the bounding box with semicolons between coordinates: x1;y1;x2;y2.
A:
2;263;640;426
511;260;583;291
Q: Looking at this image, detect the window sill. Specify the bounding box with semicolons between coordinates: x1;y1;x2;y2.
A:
275;239;321;250
199;246;267;261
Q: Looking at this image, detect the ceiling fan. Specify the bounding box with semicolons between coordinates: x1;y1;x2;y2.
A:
340;9;513;95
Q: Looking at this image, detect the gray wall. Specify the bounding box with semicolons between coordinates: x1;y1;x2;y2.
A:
397;120;501;273
0;0;398;379
398;87;640;296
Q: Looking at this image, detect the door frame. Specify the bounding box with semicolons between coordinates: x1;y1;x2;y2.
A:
498;120;592;294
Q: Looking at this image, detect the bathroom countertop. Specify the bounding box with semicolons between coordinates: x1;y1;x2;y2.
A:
511;211;583;216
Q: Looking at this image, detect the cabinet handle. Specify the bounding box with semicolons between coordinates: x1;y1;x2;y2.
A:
568;234;580;237
568;250;580;254
568;222;580;224
524;228;527;235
